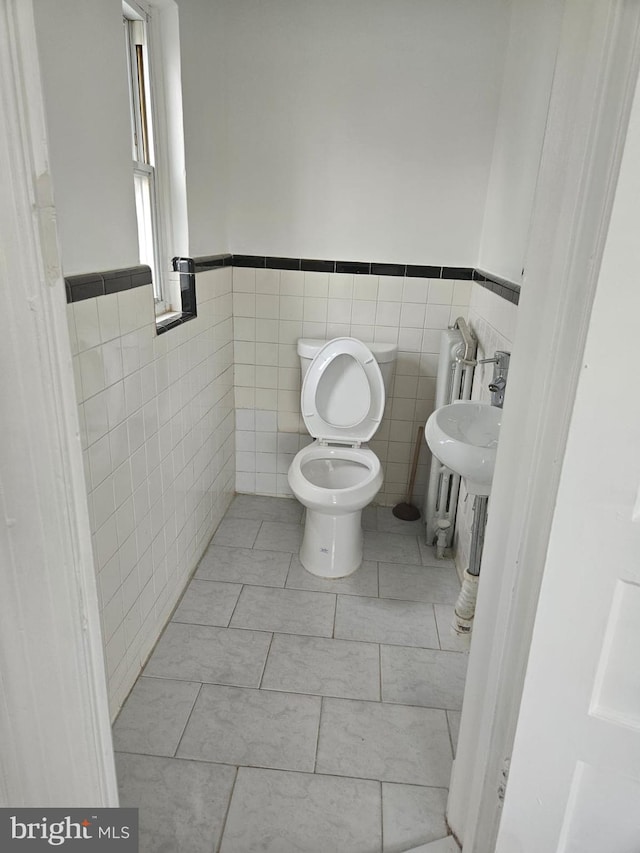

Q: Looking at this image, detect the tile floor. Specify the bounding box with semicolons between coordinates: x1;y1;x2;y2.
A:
114;495;468;853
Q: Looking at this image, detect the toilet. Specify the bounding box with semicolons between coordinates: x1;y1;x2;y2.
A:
288;337;397;578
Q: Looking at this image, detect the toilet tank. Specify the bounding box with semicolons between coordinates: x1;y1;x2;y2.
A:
297;338;397;395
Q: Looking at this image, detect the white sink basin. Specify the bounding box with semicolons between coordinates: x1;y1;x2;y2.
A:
425;401;501;495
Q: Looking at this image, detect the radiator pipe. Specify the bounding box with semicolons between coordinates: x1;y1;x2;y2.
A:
424;327;477;548
435;519;451;559
453;317;477;366
451;495;489;634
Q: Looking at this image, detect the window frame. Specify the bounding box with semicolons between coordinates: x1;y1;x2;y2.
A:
123;0;170;315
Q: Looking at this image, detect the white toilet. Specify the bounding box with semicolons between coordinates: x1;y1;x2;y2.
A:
288;337;397;578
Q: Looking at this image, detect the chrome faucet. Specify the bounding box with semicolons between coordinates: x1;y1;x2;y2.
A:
478;350;510;408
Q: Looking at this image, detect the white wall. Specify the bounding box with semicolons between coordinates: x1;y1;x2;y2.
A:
179;0;229;255
223;0;510;265
478;0;563;283
34;0;228;270
33;0;139;275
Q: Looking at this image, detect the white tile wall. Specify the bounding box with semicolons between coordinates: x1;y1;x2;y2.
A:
68;268;235;717
453;282;519;574
232;268;472;506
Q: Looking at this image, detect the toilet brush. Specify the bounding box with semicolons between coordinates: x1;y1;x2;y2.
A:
392;426;423;521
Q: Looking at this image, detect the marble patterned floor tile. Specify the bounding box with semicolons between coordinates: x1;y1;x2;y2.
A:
111;494;472;851
195;545;291;587
406;838;459;853
211;516;262;548
381;645;468;710
447;710;462;756
171;579;241;627
144;622;271;686
230;585;335;637
286;556;379;597
262;633;380;700
434;604;472;652
253;520;304;552
226;493;304;524
376;507;426;538
112;677;200;757
116;752;236;853
335;595;439;648
219;767;381;853
382;782;448;853
379;562;460;604
316;698;452;786
418;537;456;569
177;684;321;772
362;504;378;530
363;530;422;565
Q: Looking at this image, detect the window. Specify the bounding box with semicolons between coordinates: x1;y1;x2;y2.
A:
123;2;167;313
123;0;190;326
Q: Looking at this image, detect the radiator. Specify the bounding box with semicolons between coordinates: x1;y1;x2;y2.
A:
424;325;477;548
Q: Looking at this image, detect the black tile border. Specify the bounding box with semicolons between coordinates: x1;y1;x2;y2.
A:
193;253;233;273
301;258;335;273
232;254;267;268
473;269;521;305
64;255;519;312
442;266;474;280
227;255;518;304
266;256;300;270
405;265;442;278
371;262;406;276
229;255;479;282
65;265;152;303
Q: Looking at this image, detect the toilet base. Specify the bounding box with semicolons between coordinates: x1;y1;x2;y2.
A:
299;508;364;578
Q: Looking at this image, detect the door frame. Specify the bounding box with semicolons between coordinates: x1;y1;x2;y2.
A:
448;0;640;849
0;0;117;805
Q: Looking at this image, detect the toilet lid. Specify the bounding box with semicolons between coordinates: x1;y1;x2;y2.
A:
301;337;385;444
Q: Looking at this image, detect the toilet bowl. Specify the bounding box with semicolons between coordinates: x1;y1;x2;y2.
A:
287;337;396;578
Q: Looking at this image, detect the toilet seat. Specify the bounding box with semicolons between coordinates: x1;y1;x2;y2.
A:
301;338;384;446
288;443;382;512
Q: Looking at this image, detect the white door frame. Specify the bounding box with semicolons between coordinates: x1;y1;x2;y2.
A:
448;0;640;849
0;0;117;806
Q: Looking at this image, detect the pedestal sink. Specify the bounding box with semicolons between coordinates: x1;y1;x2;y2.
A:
425;401;501;496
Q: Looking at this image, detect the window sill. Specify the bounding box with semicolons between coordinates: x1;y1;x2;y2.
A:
155;310;196;335
156;308;181;323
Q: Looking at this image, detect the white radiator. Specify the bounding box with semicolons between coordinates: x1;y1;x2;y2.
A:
424;325;477;548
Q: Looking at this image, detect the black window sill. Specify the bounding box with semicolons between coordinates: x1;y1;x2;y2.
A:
156;311;196;334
